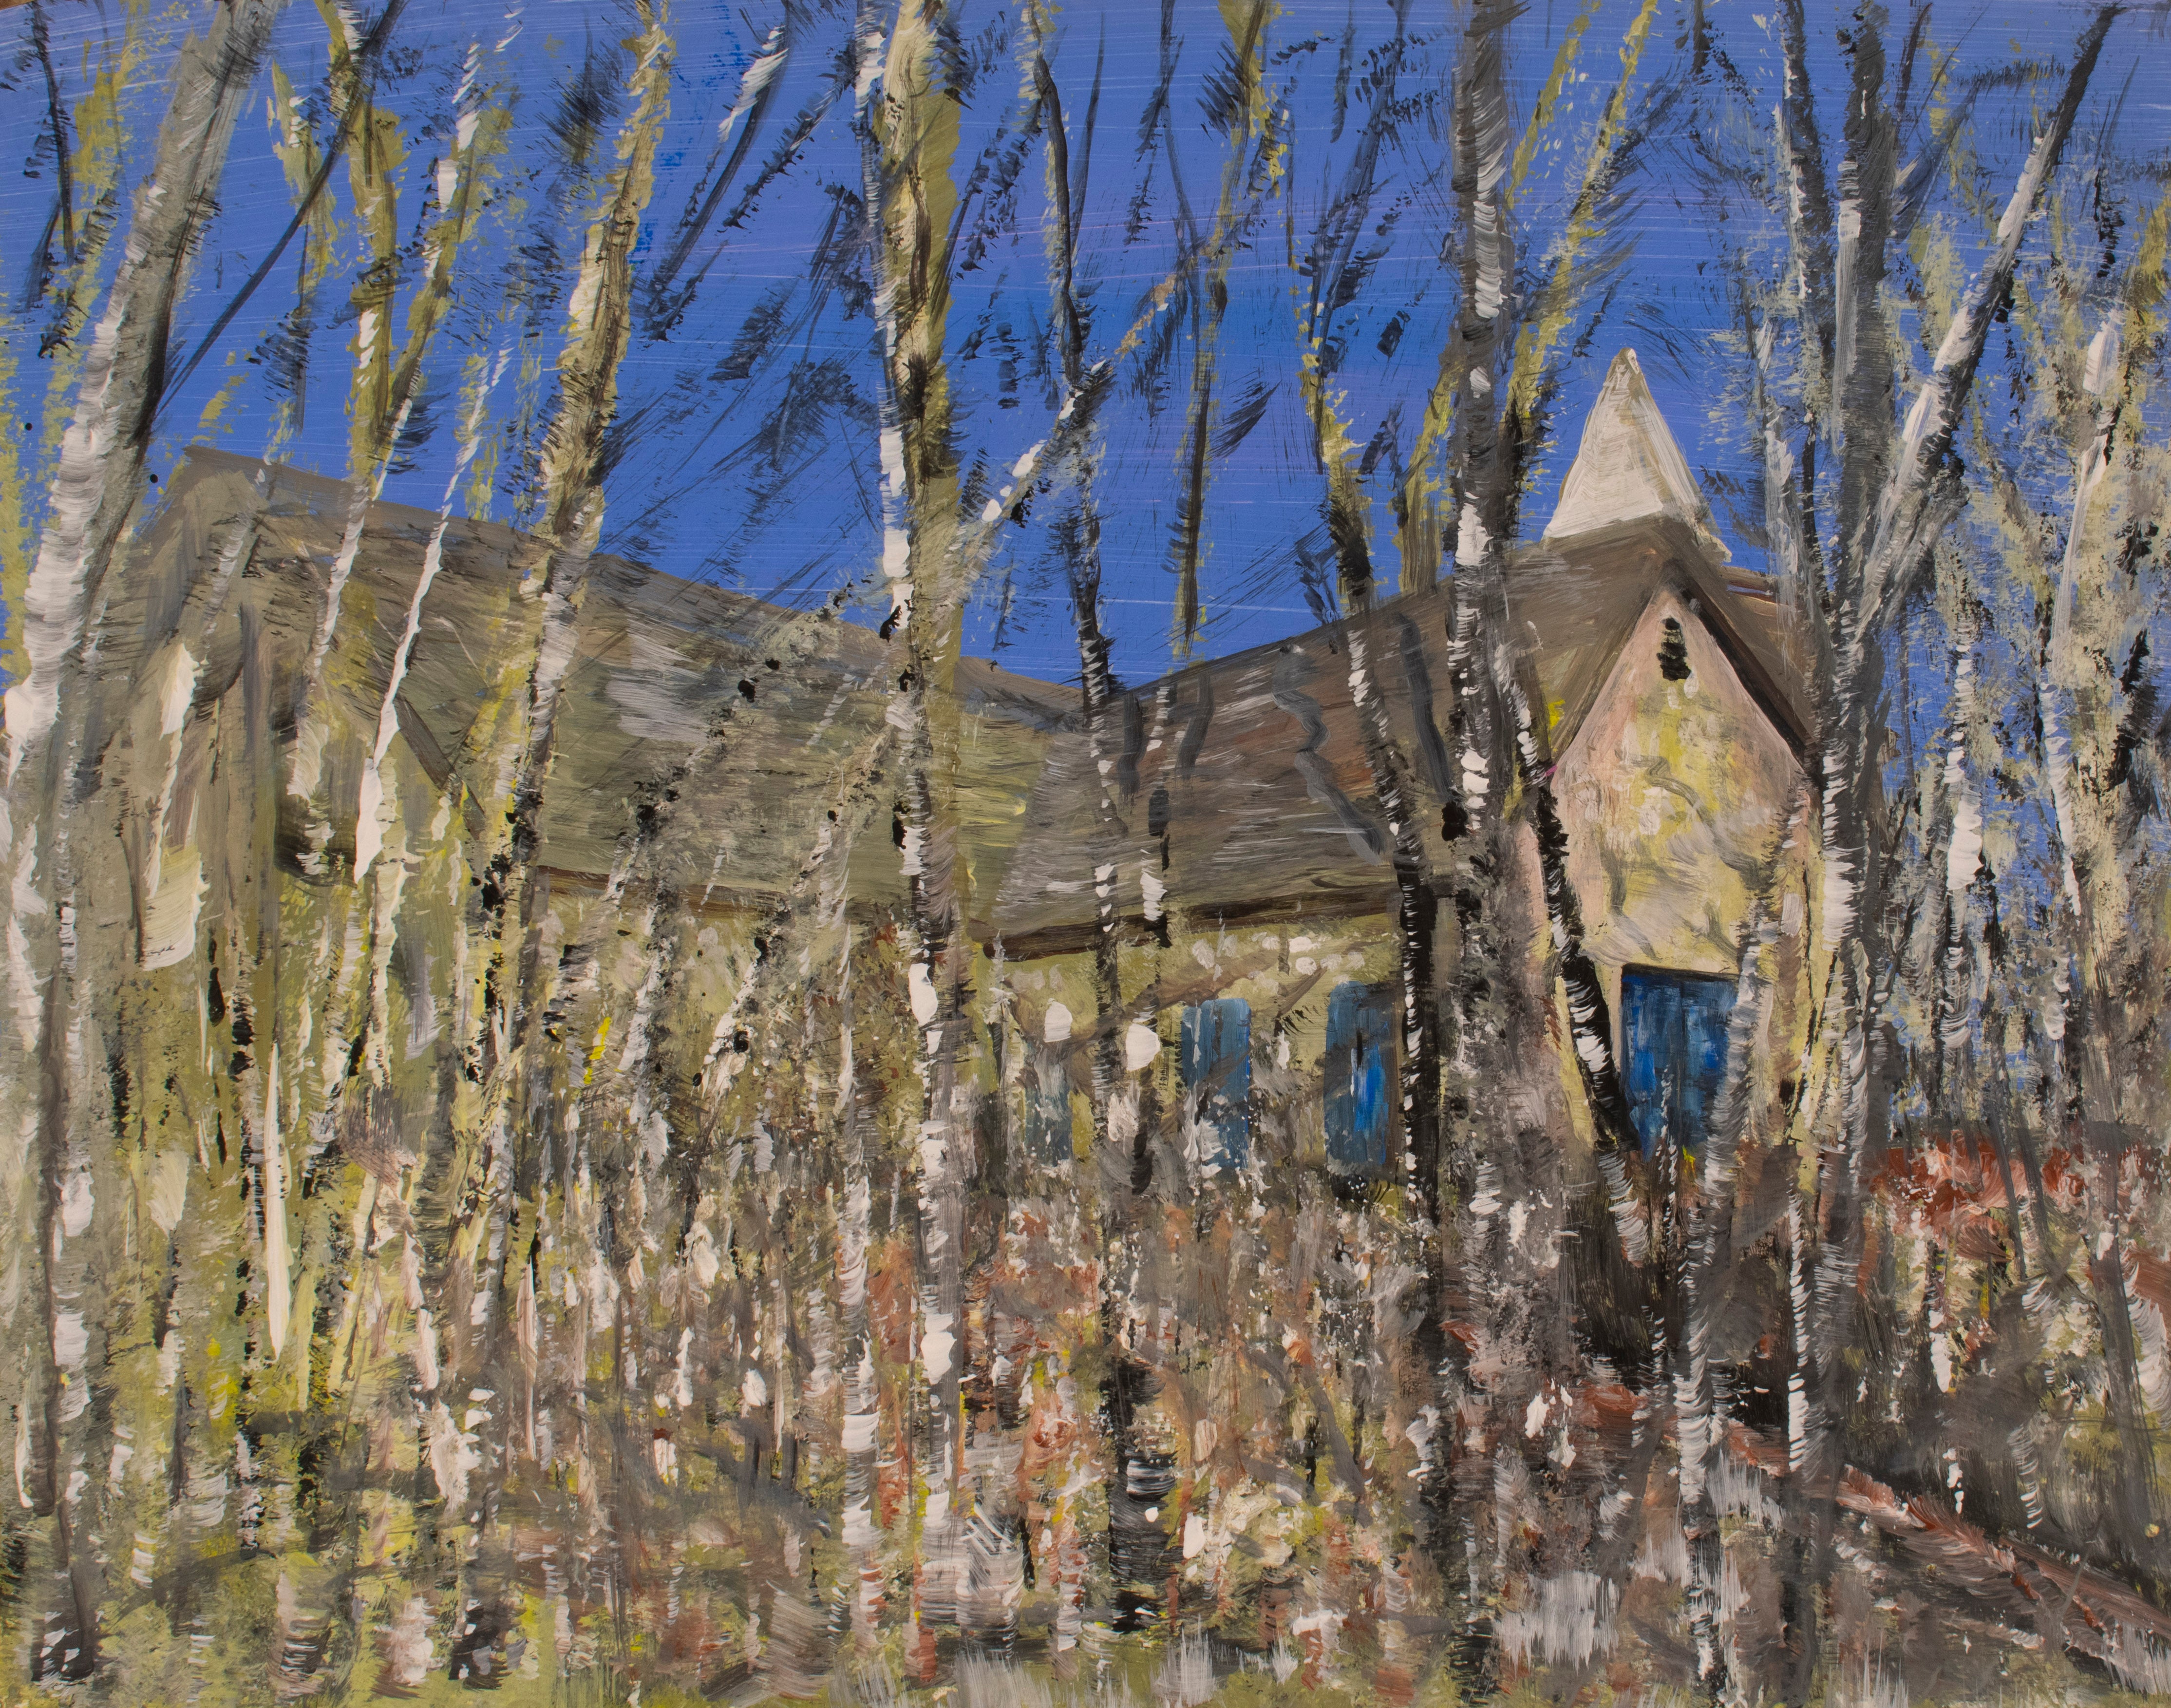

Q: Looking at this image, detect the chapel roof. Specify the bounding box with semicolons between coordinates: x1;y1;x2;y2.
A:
985;356;1810;949
95;449;1072;926
101;359;1803;951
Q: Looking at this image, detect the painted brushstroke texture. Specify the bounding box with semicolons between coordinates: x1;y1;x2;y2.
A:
2;1;2171;1705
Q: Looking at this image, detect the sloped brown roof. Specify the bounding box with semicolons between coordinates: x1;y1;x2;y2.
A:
99;453;1803;948
101;450;1075;920
986;512;1810;951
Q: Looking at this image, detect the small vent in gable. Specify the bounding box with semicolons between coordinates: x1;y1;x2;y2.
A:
1659;617;1691;682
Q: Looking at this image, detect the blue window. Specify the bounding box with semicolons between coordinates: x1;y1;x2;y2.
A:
1023;1050;1072;1161
1179;998;1252;1168
1325;982;1396;1174
1620;968;1736;1158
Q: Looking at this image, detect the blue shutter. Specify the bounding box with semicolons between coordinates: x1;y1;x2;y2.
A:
1622;974;1681;1155
1676;977;1734;1153
1620;968;1736;1158
1325;981;1396;1173
1023;1049;1072;1161
1180;998;1252;1168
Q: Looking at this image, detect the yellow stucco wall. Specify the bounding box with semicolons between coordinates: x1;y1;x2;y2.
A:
1003;915;1401;1178
1554;588;1816;1056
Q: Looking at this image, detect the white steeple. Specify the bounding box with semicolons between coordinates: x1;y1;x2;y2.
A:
1543;349;1719;546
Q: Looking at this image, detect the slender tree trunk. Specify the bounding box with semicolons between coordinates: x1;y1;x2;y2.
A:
2037;314;2162;1561
1781;14;2114;1699
861;0;972;1656
0;0;286;1676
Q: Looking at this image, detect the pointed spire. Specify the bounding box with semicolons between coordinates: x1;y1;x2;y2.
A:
1543;349;1720;547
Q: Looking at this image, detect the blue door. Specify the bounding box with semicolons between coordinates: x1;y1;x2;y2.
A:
1325;981;1396;1174
1180;998;1252;1168
1620;968;1736;1158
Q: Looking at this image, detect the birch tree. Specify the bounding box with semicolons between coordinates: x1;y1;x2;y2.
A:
0;0;286;1679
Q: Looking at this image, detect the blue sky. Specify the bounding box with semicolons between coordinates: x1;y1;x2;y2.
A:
3;0;2160;695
